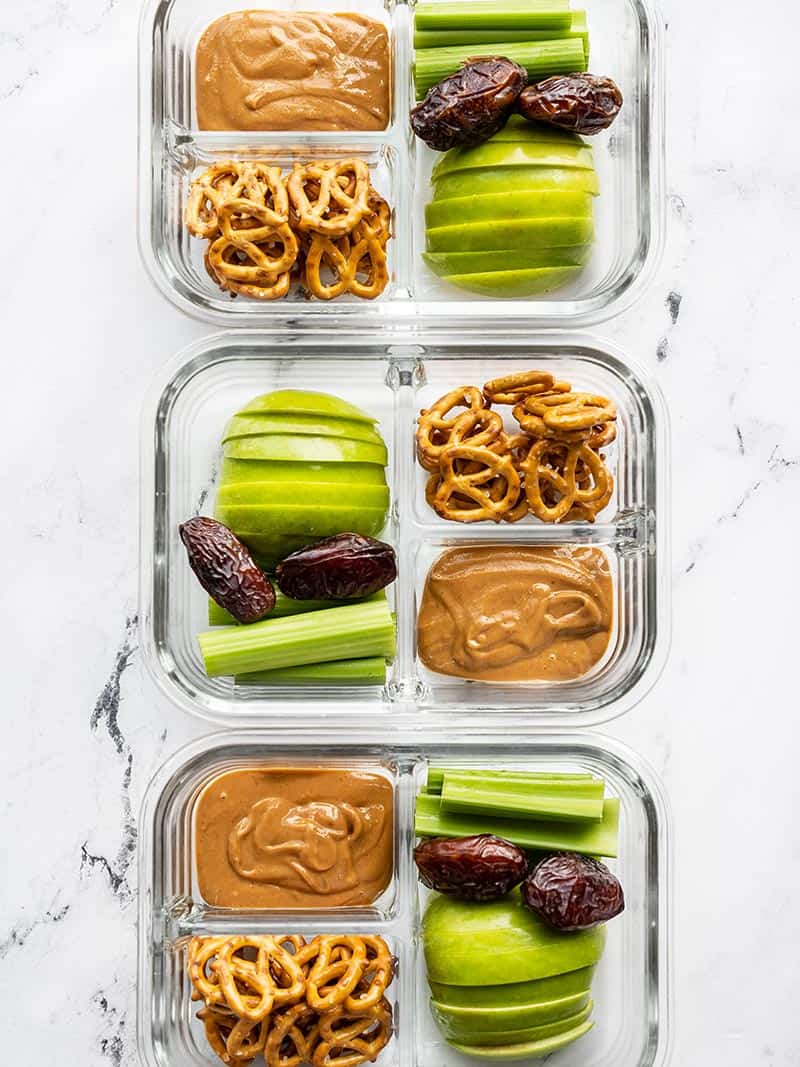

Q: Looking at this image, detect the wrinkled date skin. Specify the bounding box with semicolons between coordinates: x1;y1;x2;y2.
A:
275;532;397;600
516;74;623;134
521;852;625;930
414;834;529;901
179;516;275;624
411;58;527;151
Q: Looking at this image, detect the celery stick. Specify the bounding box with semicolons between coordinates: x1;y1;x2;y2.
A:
208;589;386;626
415;1;573;32
426;767;595;793
197;599;396;677
441;773;605;822
414;794;620;857
414;11;587;49
234;656;387;687
414;39;586;98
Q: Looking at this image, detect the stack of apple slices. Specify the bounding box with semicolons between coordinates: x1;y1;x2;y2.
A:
424;117;597;297
423;891;604;1058
215;390;390;568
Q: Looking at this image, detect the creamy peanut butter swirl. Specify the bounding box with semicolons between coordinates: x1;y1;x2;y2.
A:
228;797;387;893
195;766;394;908
417;546;613;682
195;10;391;131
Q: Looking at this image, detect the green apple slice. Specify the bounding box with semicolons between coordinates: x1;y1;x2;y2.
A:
432;142;594;179
450;1019;594;1060
237;390;377;424
422;890;606;985
435;1000;593;1046
431;991;591;1037
218;505;389;565
216;483;390;509
491;116;586;145
433;165;599;199
423;247;591;276
219;459;388;485
429;966;595;1009
427;216;594;253
222;412;384;446
440;266;583;297
217;499;389;528
426;191;593;228
224;434;388;465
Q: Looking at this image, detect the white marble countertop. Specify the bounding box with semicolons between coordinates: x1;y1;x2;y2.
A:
3;1;800;1064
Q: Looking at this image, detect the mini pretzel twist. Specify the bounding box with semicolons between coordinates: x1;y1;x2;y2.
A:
312;999;393;1067
351;192;392;248
303;234;388;301
185;162;288;239
482;371;570;406
416;387;488;469
302;936;369;1012
288;160;372;238
205;241;293;300
418;408;504;473
197;1005;268;1064
188;935;306;1023
432;445;522;523
522;439;611;523
265;1003;321;1067
514;391;617;443
343;936;394;1013
216;200;297;264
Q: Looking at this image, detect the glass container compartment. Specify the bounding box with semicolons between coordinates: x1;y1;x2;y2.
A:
137;728;672;1067
138;0;663;325
139;328;669;726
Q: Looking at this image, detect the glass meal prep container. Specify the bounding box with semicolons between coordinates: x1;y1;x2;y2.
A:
137;727;671;1067
139;328;669;725
137;0;664;326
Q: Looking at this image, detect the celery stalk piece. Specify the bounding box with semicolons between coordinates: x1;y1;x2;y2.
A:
197;599;396;677
234;656;387;687
440;773;605;823
426;768;596;794
414;1;573;32
414;11;587;49
414;39;586;99
207;589;386;627
414;794;620;857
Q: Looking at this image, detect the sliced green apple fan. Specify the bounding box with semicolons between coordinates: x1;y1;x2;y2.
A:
424;119;597;297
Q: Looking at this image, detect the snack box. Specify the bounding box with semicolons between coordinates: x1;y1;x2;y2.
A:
139;329;669;725
136;728;671;1067
137;0;663;324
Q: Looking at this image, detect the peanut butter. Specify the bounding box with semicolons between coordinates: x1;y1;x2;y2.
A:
195;765;394;908
195;10;391;131
417;546;613;683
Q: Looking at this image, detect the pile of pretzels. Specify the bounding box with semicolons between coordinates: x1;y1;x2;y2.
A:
188;934;394;1067
185;159;391;301
416;371;617;523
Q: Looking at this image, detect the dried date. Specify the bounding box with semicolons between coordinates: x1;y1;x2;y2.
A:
521;852;624;930
516;74;623;134
275;533;397;601
179;516;275;624
414;834;529;901
411;58;527;151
